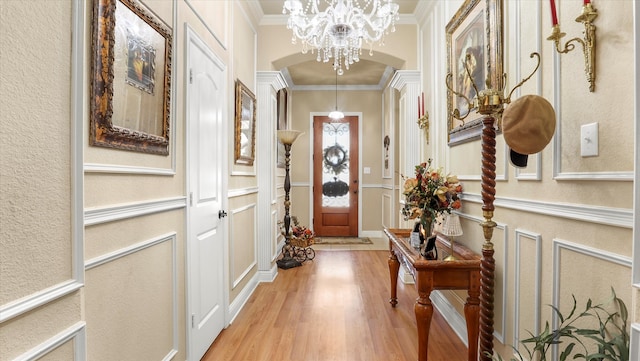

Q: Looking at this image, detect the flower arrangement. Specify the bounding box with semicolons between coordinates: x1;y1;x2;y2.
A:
401;159;463;227
279;216;315;247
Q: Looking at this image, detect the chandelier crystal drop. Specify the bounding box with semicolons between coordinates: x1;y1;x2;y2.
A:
283;0;400;75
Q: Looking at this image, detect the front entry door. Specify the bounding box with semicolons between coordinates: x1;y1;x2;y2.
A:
186;29;226;360
313;116;359;236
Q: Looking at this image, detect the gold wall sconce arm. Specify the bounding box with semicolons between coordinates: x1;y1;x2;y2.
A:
547;2;597;92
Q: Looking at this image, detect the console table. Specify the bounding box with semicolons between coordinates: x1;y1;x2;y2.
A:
384;227;481;361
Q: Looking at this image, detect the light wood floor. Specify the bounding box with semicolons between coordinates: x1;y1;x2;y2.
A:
202;249;468;361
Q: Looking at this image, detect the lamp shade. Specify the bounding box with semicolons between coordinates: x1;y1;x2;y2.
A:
277;130;303;145
442;214;463;237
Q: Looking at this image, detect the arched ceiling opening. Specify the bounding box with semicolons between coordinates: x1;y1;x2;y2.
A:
258;0;421;88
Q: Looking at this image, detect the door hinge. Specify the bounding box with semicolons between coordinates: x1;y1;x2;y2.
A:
191;314;195;328
189;69;193;84
189;192;193;206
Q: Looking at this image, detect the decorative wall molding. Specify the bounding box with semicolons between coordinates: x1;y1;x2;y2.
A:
550;19;632;183
84;163;176;175
227;186;259;198
0;280;84;323
461;193;633;228
509;0;543;182
184;0;228;50
513;229;542;349
84;197;186;226
551;238;632;360
84;233;178;359
0;0;86;328
230;169;257;176
85;232;176;269
14;322;86;361
382;193;392;229
230;203;257;289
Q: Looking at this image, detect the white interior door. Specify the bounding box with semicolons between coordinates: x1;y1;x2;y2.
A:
186;28;227;361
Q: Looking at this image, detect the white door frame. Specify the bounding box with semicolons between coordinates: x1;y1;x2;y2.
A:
184;24;230;361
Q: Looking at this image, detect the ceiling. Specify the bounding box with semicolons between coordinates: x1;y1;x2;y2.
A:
257;0;421;88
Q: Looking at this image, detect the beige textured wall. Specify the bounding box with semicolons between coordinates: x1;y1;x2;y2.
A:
419;1;635;359
0;1;81;359
1;0;261;358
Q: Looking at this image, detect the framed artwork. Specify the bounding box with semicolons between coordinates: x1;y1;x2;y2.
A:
276;88;288;168
90;0;172;155
234;80;257;165
446;0;503;146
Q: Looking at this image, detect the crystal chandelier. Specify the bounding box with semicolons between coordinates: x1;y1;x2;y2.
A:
283;0;400;75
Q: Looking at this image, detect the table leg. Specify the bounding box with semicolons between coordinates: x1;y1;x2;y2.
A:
415;293;433;361
388;248;399;307
464;294;481;361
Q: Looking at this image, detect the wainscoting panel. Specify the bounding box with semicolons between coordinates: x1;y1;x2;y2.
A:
84;234;178;360
382;193;392;229
14;322;86;361
230;203;257;289
552;238;632;360
513;229;542;351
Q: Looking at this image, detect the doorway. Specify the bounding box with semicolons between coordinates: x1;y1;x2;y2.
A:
185;28;227;360
312;115;359;236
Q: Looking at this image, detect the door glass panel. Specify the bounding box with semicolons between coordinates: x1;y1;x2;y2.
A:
322;122;350;208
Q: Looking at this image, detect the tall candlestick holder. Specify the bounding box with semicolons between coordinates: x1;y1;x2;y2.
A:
446;52;541;361
547;2;598;92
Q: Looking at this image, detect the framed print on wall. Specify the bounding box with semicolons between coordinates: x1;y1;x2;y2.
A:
446;0;503;146
90;0;172;155
234;80;257;165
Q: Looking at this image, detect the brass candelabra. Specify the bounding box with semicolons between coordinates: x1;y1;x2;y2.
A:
547;2;598;92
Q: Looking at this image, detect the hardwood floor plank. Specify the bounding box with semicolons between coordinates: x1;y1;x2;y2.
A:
202;250;468;361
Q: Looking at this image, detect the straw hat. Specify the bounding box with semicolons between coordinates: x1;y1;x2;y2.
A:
502;95;556;168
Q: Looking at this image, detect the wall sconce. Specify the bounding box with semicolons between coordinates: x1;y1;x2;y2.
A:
547;0;598;92
417;92;429;143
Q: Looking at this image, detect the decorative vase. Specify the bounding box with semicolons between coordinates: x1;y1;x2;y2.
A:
419;214;434;241
420;214;438;260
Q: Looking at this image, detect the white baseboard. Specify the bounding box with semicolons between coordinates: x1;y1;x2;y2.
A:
430;290;469;346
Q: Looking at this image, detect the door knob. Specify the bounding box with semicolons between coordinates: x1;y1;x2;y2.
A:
218;210;228;219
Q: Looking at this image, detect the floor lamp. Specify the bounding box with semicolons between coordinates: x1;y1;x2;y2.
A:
277;130;303;269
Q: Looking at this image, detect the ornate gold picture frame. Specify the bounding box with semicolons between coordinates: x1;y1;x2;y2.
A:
90;0;172;155
446;0;503;146
234;80;257;165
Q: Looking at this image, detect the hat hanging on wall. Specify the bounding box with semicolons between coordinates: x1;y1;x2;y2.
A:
502;95;556;168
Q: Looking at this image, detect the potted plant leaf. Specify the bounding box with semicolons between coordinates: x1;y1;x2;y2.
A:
492;288;629;361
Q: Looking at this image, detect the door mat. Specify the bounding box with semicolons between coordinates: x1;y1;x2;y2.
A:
314;237;372;245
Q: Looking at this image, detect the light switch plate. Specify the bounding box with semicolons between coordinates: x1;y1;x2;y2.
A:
580;122;598;157
363;167;371;174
